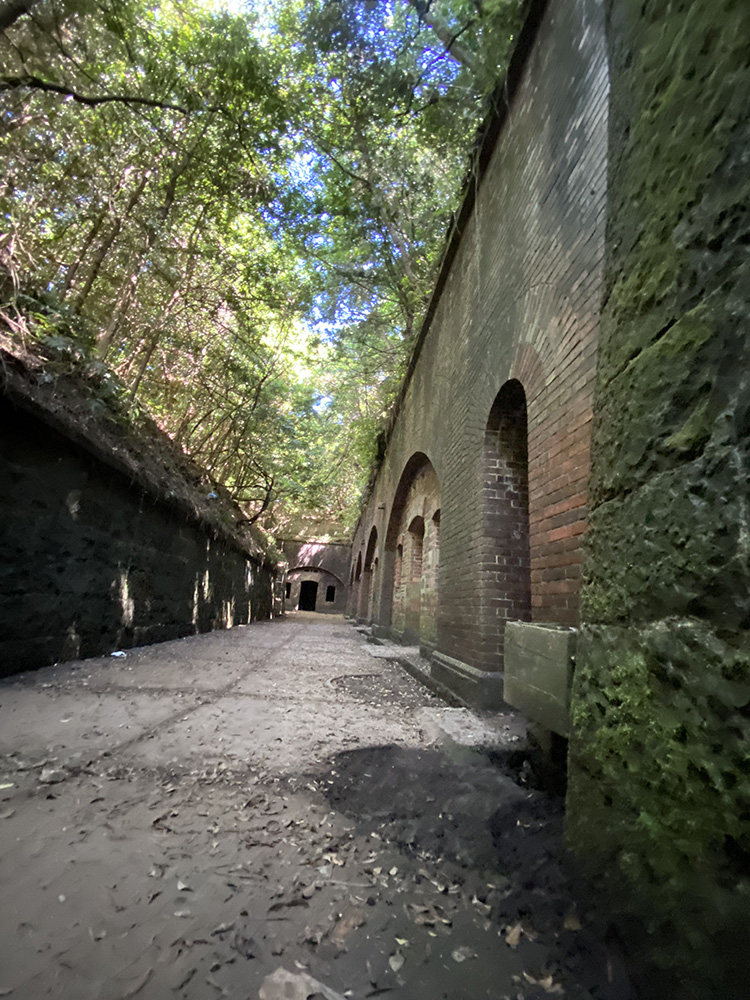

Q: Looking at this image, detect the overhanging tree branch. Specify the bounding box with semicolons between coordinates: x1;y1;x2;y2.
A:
0;74;200;114
404;0;478;72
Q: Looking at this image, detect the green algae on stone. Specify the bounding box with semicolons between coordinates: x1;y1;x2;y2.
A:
568;0;750;993
568;623;750;993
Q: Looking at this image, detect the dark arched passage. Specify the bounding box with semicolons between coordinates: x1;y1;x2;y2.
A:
287;565;346;613
480;379;531;669
381;453;441;645
357;526;379;620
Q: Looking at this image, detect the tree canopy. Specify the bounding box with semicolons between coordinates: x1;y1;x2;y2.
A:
0;0;521;534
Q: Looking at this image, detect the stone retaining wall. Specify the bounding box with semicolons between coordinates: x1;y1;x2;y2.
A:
0;397;274;675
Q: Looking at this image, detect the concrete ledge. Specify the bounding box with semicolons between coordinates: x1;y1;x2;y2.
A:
504;622;576;736
419;639;437;659
431;651;505;709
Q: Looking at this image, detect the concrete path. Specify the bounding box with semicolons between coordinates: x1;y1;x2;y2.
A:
0;616;630;1000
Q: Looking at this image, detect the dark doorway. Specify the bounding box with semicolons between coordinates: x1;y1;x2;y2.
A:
299;580;318;611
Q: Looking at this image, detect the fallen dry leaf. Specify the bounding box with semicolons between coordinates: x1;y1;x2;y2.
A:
259;967;347;1000
451;946;477;962
388;950;405;972
331;908;366;950
121;967;153;998
505;923;523;948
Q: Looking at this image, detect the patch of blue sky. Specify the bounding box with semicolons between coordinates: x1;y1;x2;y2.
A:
309;292;373;341
286;148;325;190
312;393;333;413
307;233;335;251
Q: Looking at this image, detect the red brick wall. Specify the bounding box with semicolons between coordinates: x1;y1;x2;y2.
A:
385;459;441;644
350;0;608;685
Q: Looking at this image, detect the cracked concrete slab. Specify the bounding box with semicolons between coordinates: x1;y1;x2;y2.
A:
0;616;631;1000
122;695;427;775
0;686;201;761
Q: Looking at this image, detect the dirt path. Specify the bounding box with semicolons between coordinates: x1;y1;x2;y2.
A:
0;616;632;1000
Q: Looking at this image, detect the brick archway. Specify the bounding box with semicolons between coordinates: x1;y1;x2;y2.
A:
382;453;441;646
479;379;531;671
357;526;379;620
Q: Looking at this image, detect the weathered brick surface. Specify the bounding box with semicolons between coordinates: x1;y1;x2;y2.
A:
383;460;441;645
351;0;608;685
355;527;380;621
0;401;274;675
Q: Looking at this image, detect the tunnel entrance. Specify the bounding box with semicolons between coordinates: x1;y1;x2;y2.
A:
298;580;318;611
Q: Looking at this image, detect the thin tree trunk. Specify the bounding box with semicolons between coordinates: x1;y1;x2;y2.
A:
404;0;478;71
354;123;419;287
127;334;159;399
127;281;184;398
73;172;150;310
61;206;108;295
97;155;187;358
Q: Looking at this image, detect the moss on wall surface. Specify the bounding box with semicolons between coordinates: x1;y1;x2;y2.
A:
567;0;750;995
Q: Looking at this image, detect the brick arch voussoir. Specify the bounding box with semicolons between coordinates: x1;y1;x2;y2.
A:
384;451;441;553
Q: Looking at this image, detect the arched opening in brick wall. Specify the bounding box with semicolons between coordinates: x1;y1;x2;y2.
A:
480;379;531;670
382;453;441;645
405;516;425;635
422;509;440;646
369;558;379;620
349;551;363;617
358;526;378;620
287;566;345;613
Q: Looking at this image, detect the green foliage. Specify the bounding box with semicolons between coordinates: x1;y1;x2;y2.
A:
0;0;521;530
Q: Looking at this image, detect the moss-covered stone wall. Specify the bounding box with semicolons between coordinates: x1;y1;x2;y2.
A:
567;1;750;995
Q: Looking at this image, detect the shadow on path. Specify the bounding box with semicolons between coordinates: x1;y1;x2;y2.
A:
310;744;635;1000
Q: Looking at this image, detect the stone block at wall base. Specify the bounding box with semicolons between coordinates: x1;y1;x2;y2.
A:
504;622;577;737
371;624;390;640
400;627;420;646
567;620;750;999
431;651;504;709
526;723;568;794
